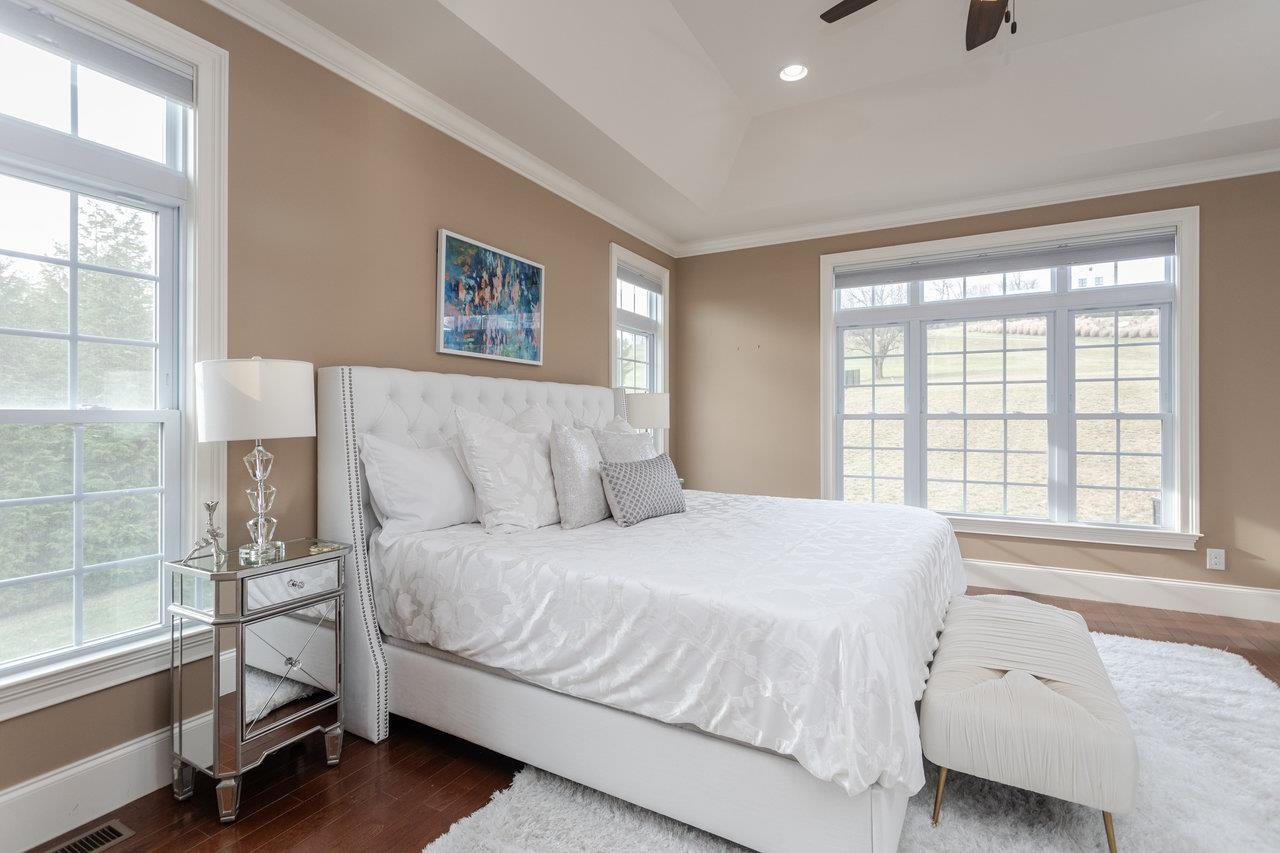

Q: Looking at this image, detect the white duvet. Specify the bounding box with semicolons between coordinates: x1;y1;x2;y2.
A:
370;490;965;795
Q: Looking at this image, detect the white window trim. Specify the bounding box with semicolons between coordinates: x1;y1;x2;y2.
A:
608;243;670;448
0;0;227;722
819;208;1200;550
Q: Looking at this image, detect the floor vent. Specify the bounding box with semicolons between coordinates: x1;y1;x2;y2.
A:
48;820;135;853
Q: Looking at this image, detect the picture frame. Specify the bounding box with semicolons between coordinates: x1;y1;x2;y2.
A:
436;229;545;365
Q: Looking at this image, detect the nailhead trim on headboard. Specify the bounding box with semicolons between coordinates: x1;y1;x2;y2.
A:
340;366;389;742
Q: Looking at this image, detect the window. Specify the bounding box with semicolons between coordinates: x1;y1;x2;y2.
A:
0;0;196;676
0;30;184;166
820;211;1199;549
0;1;191;169
610;244;669;441
616;280;658;396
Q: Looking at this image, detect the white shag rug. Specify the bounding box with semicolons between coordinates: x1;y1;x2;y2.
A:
424;634;1280;853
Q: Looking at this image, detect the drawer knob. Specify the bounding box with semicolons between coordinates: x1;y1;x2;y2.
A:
287;579;306;590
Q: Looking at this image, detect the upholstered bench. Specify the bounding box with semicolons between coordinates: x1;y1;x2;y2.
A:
920;594;1138;853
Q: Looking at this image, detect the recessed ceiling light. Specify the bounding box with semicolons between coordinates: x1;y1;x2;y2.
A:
779;64;808;82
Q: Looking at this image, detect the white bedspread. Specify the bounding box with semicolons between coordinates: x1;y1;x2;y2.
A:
370;490;965;795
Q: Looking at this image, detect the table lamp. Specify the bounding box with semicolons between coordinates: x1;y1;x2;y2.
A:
625;392;670;445
195;357;316;565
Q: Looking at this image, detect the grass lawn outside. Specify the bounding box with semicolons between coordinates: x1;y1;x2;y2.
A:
838;320;1163;523
0;578;159;666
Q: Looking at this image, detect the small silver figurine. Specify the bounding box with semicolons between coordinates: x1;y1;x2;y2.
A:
184;500;228;566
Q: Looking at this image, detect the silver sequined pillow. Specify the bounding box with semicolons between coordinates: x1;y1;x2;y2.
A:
599;454;686;527
549;423;610;529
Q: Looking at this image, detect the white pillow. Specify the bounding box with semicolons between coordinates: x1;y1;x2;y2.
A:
437;405;552;516
507;404;555;454
509;403;554;433
437;408;467;461
577;415;634;434
359;433;476;537
593;429;657;464
549;423;610;529
455;409;560;532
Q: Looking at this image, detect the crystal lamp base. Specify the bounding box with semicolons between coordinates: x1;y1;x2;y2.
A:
239;540;286;566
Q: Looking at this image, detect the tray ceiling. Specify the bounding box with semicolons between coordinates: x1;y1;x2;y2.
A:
277;0;1280;252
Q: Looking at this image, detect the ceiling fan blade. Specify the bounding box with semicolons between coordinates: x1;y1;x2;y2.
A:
820;0;882;24
966;0;1010;50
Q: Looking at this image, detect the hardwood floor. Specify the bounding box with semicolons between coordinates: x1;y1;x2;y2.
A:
36;590;1280;853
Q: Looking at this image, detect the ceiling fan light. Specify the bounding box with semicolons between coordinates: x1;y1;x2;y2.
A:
779;64;809;82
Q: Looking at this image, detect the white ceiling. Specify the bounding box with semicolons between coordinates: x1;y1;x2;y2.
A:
276;0;1280;253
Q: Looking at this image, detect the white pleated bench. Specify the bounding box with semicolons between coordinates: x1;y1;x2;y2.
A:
920;594;1138;853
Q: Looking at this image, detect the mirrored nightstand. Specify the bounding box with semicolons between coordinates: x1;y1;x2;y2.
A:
167;538;350;822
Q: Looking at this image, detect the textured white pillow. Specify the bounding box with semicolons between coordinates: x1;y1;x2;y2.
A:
436;406;472;471
577;415;634;434
507;404;555;455
359;433;476;537
549;423;610;529
509;404;554;434
455;409;560;532
438;405;553;519
593;429;658;464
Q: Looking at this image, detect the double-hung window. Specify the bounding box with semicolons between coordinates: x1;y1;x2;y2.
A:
0;0;195;675
820;211;1199;549
610;244;669;442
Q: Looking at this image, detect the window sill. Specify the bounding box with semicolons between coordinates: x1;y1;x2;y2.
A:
0;627;212;723
946;515;1201;551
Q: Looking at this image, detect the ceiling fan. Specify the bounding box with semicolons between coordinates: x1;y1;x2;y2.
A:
820;0;1017;51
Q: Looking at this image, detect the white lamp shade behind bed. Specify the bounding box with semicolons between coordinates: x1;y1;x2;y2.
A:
625;392;670;430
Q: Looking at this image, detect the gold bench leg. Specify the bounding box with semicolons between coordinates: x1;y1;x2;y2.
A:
1103;811;1117;853
931;767;948;826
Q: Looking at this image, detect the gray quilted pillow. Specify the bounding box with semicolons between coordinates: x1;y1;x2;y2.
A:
599;454;686;527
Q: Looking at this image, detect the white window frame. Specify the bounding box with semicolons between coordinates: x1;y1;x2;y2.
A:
0;0;227;721
819;208;1200;550
609;243;670;449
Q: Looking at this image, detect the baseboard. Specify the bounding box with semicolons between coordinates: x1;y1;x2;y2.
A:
965;559;1280;623
0;712;211;852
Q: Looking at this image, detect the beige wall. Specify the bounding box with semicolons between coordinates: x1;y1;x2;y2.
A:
0;660;211;790
0;0;670;790
673;172;1280;592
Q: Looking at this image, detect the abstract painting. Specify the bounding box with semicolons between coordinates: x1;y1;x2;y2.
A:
437;230;544;365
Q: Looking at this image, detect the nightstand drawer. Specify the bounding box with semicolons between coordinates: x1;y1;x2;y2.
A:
243;559;339;613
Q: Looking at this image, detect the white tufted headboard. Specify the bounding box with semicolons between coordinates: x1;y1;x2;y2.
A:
316;366;623;743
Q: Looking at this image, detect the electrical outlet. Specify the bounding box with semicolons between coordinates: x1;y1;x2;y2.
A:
1206;548;1227;571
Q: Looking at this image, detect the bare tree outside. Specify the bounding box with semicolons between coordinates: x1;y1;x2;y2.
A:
923;277;964;301
844;325;903;381
839;271;1052;382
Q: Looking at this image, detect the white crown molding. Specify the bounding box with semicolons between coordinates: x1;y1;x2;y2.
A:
202;0;1280;260
965;559;1280;624
0;711;212;851
199;0;680;258
677;148;1280;257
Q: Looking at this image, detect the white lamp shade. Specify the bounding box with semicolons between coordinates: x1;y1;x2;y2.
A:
195;358;316;442
625;392;670;430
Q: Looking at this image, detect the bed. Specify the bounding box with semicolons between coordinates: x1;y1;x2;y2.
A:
317;366;965;853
